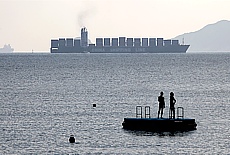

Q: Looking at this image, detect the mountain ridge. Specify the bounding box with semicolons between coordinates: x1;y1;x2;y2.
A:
174;20;230;52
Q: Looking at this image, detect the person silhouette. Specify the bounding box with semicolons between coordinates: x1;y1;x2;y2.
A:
158;92;165;118
169;92;176;119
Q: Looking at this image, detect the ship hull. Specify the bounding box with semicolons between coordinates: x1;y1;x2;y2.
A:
50;45;189;53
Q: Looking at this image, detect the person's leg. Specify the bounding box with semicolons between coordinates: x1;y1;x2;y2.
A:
173;108;175;119
160;108;163;118
158;108;160;118
170;108;172;118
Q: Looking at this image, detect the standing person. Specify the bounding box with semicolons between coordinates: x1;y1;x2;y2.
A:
170;92;176;119
158;92;165;118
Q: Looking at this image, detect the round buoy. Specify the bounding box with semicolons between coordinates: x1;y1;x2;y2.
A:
93;104;96;107
69;135;75;143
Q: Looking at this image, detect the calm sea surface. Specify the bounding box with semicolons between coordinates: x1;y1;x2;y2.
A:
0;53;230;154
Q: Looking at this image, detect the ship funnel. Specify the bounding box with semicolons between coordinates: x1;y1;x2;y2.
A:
81;27;88;47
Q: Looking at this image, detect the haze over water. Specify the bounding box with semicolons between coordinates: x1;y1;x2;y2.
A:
0;53;229;154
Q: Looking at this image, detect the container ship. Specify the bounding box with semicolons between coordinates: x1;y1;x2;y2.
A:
50;27;189;53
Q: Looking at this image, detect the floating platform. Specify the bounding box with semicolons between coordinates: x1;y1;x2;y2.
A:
122;106;197;132
122;118;197;132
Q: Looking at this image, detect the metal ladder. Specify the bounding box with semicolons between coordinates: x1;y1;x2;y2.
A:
177;107;184;119
136;106;151;118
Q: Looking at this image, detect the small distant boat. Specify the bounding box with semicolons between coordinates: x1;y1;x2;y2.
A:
122;106;197;132
0;44;14;53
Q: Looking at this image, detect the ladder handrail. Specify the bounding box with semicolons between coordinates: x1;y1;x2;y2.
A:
135;106;184;119
177;107;184;119
136;106;142;118
145;106;151;118
136;106;151;118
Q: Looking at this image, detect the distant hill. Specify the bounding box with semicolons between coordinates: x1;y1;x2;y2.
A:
173;20;230;52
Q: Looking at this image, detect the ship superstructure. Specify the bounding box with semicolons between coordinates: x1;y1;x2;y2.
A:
0;44;14;53
50;27;189;53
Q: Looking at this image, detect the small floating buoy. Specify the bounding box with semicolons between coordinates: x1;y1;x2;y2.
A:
93;104;96;107
69;135;75;143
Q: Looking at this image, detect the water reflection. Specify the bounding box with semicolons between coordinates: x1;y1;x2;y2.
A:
123;129;195;137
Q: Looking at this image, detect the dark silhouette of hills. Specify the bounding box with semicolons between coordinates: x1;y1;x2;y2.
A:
174;20;230;52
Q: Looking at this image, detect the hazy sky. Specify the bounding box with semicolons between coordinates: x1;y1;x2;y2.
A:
1;0;230;52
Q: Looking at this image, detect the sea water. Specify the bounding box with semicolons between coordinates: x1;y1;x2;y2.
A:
0;53;229;154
